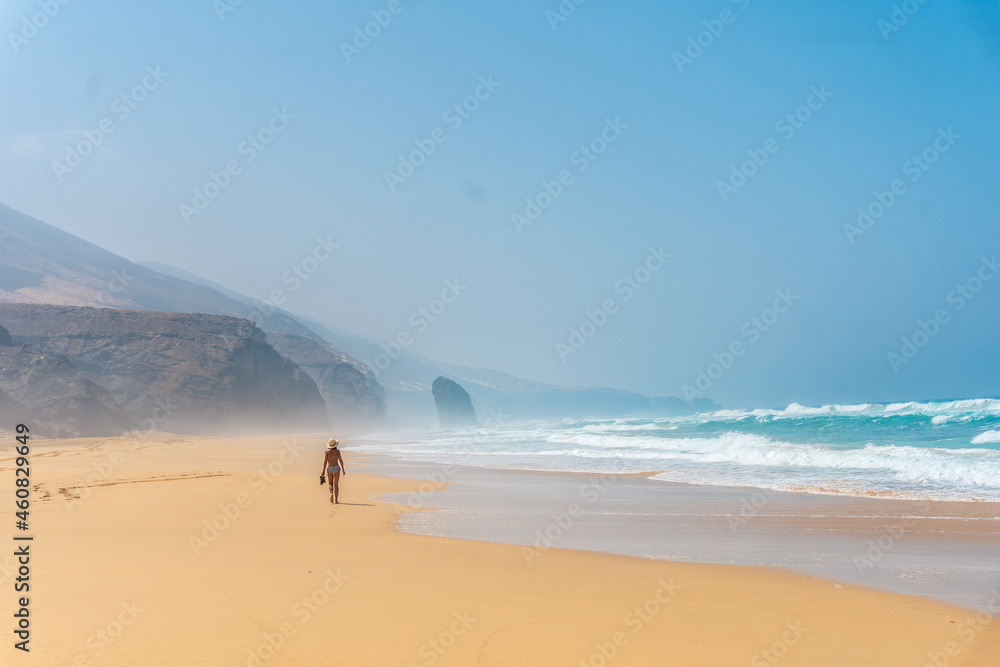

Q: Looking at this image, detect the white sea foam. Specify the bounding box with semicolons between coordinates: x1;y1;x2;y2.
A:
357;397;1000;501
543;431;1000;487
931;414;975;425
693;398;1000;422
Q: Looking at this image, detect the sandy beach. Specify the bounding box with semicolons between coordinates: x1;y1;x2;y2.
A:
3;434;999;666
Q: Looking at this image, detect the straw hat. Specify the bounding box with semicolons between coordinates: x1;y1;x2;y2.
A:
327;438;339;449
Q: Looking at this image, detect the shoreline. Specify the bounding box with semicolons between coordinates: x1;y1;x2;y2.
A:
4;434;999;665
353;450;1000;611
367;454;1000;504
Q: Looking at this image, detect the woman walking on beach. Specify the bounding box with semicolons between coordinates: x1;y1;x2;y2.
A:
321;439;346;504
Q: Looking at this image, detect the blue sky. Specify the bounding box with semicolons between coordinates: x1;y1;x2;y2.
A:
1;0;999;407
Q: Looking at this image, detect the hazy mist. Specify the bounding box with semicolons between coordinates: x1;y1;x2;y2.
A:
2;0;998;407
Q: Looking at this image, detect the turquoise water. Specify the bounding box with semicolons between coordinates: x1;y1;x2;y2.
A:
360;398;1000;501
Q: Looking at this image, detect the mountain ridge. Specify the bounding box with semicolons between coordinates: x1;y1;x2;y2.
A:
0;203;384;425
1;203;716;425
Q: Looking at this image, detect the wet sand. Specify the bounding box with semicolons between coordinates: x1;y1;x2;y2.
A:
361;453;1000;610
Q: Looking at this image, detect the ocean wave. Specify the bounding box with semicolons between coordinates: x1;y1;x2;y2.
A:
368;429;1000;495
544;431;1000;487
357;399;1000;502
972;430;1000;444
693;397;1000;422
931;414;975;425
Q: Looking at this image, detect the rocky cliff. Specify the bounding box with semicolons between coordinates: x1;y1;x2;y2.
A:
0;324;129;436
0;305;329;434
265;332;384;427
0;388;28;432
432;376;478;427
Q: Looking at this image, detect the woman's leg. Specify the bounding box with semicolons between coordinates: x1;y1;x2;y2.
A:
333;470;342;504
328;472;336;503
